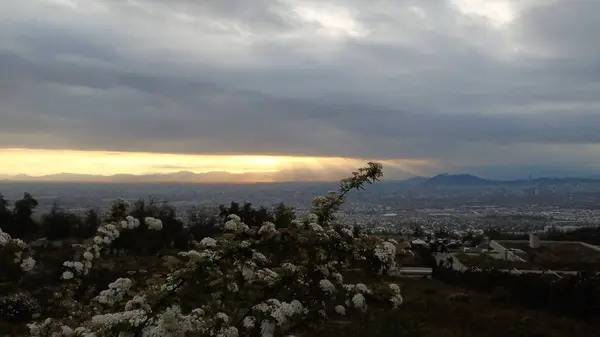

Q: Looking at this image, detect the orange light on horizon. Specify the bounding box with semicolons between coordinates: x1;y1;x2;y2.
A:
0;148;433;181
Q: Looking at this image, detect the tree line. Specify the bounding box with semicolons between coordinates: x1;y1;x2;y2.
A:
0;193;297;250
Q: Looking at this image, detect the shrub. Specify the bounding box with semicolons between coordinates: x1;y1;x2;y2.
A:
0;162;414;337
0;293;41;322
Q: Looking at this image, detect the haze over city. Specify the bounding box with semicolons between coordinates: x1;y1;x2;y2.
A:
1;0;600;181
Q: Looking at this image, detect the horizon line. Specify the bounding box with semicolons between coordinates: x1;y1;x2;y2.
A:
2;171;600;185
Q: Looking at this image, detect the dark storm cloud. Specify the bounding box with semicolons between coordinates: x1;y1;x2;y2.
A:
1;0;600;176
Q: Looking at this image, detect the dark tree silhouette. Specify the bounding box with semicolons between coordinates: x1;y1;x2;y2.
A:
273;202;295;228
41;203;81;240
11;193;39;239
218;201;274;227
79;208;101;239
0;194;13;233
187;206;219;240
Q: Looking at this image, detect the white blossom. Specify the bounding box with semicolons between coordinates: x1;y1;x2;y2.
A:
145;217;163;231
83;251;94;261
352;293;367;311
390;294;403;308
258;222;277;236
20;257;36;272
61;271;74;280
242;316;256;329
227;214;241;221
341;227;354;237
319;279;336;295
21;163;401;337
331;272;343;283
199;237;217;247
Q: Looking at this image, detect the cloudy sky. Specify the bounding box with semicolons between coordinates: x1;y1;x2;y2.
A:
1;0;599;180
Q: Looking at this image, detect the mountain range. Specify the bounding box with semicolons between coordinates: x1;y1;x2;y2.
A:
418;173;600;186
1;171;599;186
0;168;353;184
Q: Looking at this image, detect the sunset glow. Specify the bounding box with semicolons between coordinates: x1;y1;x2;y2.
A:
0;148;433;181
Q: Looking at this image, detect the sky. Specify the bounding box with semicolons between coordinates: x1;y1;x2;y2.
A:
1;0;600;180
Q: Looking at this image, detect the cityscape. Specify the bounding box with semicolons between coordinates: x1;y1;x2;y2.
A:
2;173;600;236
2;0;600;335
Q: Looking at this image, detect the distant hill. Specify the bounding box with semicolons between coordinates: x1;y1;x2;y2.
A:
0;169;346;184
3;171;600;186
405;176;428;183
423;173;494;186
419;174;600;187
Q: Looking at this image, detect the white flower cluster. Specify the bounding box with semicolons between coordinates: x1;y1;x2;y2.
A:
308;223;324;233
27;318;54;337
258;222;277;236
0;228;11;246
0;228;36;273
306;213;319;224
62;216;162;279
62;261;86;280
125;295;150;311
145;216;163;230
142;305;201;337
389;283;403;308
351;293;367;311
374;241;397;266
199;237;217;247
255;268;280;286
24;163;403;337
98;223;120;244
291;219;304;228
281;263;299;274
341;227;354;238
19;256;36;272
96;278;133;306
319;279;336;296
120;215;141;229
331;272;343;284
28;318;94;337
179;249;220;263
223;214;251;233
334;305;346;315
342;283;372;312
248;299;306;337
91;309;148;330
252;251;269;263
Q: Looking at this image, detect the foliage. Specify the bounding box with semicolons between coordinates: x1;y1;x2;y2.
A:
41;204;83;241
218;202;274;228
2;193;40;240
2;161;599;336
187;206;221;240
0;162;414;337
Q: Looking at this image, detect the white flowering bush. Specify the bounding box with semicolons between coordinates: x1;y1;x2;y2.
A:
0;228;37;282
2;162;407;337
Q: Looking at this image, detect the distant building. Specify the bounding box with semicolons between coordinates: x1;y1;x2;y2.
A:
529;232;541;249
